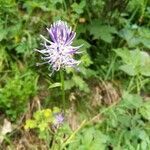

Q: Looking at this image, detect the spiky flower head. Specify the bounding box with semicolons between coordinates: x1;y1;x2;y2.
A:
36;20;82;73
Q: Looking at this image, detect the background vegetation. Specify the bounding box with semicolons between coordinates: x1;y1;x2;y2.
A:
0;0;150;149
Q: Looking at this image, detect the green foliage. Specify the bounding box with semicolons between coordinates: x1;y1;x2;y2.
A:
65;74;90;93
88;19;117;43
67;92;150;149
140;101;150;120
0;46;8;71
25;107;68;148
68;127;108;150
119;26;150;49
0;0;150;149
114;47;150;92
25;108;59;132
0;66;38;121
63;39;94;93
71;1;86;15
114;48;150;76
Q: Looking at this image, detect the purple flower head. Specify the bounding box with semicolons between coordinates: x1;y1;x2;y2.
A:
54;113;64;125
36;20;82;73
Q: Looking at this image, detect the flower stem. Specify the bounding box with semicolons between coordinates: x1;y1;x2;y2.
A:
60;70;65;113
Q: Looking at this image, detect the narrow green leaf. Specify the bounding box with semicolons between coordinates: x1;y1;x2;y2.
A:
49;82;61;88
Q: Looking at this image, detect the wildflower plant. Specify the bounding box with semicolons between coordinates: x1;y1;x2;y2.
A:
25;107;64;132
36;20;82;112
25;107;65;147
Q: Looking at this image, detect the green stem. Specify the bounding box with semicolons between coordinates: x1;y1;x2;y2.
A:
60;70;65;112
127;76;134;92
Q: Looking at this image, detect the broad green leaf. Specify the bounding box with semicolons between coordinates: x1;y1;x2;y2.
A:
115;48;150;76
73;75;90;92
141;39;150;49
140;51;150;76
119;28;134;40
141;66;150;76
119;28;140;47
118;115;131;127
138;28;150;49
114;48;131;64
88;20;117;43
90;140;106;150
64;80;75;90
119;27;150;49
121;92;143;109
82;128;94;146
119;64;136;76
90;130;108;150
